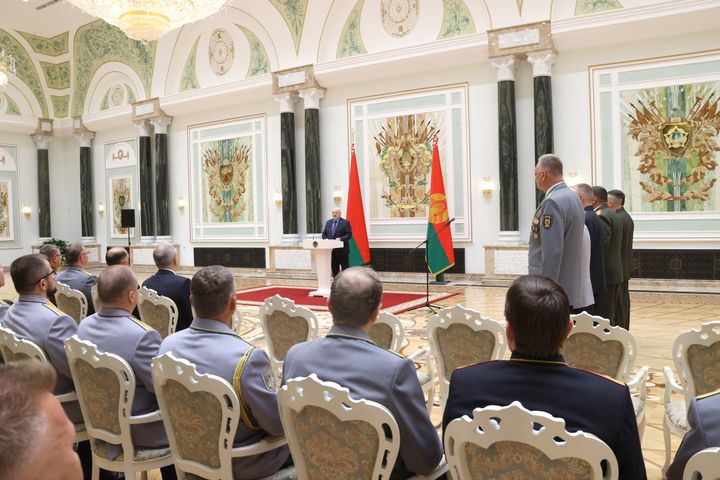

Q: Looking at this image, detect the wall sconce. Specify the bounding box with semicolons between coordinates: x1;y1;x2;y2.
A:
22;205;32;217
481;177;495;195
98;203;105;215
274;190;283;205
567;171;582;186
333;186;343;203
177;195;186;211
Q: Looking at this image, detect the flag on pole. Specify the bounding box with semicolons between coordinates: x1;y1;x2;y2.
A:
346;143;371;266
426;137;455;274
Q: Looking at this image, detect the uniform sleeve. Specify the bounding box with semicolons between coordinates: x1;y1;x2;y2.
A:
597;212;613;248
538;199;565;281
241;348;284;436
389;358;443;475
47;314;79;378
666;399;707;480
133;329;163;394
616;388;648;480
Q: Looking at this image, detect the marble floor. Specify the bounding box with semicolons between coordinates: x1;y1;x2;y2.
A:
2;269;716;480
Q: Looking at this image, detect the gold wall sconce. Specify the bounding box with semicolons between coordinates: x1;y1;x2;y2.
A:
22;204;32;217
481;177;495;195
274;190;283;205
567;171;582;186
177;195;186;211
333;185;343;203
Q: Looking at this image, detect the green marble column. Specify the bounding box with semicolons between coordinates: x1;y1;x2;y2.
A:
498;80;519;232
529;51;556;206
154;132;169;237
281;111;298;235
303;101;322;234
79;146;94;237
37;147;51;238
138;123;155;239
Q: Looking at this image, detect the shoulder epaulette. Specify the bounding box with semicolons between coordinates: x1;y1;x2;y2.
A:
697;388;720;401
232;347;259;431
596;210;602;216
43;302;66;317
128;316;153;331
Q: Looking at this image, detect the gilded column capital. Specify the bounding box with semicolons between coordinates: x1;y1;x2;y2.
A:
491;55;517;82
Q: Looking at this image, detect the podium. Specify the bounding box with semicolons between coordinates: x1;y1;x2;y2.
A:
302;238;343;297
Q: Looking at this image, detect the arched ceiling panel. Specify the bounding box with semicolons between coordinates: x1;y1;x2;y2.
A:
0;28;48;117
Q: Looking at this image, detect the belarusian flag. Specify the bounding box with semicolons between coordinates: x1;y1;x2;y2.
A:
346;144;370;266
426;137;455;274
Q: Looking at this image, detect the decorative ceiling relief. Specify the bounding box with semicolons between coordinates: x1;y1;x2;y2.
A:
575;0;623;15
516;0;524;14
270;0;308;53
381;0;419;37
100;83;136;110
40;60;70;89
438;0;475;39
237;26;270;77
0;28;48;116
209;28;234;76
180;37;201;92
51;95;69;117
337;0;367;59
72;20;155;116
1;94;21;116
17;31;69;57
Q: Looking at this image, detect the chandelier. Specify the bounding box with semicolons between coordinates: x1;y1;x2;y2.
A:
0;49;16;88
66;0;229;43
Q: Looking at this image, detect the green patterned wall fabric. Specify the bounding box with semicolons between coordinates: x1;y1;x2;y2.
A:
337;0;367;59
40;61;71;89
575;0;622;15
3;94;21;116
0;28;48;117
238;26;270;77
270;0;307;53
18;31;69;57
51;95;69;117
439;0;476;39
180;37;200;92
72;20;155;117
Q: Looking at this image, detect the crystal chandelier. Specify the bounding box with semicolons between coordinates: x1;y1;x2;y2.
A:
66;0;229;43
0;49;16;88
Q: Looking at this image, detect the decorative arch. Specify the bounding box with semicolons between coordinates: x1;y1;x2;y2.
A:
85;64;144;115
0;28;48;117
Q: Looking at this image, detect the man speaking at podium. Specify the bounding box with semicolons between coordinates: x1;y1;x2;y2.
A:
322;208;352;277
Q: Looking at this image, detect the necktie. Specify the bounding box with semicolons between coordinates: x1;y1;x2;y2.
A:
331;220;338;237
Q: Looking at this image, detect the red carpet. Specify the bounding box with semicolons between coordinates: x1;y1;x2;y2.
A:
236;286;459;314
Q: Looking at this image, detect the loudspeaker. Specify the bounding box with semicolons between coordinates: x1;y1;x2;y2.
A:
120;209;135;228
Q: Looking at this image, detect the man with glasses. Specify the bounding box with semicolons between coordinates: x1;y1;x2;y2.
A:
57;242;98;315
39;243;62;305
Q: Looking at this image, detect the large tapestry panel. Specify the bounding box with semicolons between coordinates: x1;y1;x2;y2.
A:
104;139;139;242
0;145;20;248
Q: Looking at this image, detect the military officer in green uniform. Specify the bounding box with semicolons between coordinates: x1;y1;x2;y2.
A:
592;186;624;326
608;189;634;330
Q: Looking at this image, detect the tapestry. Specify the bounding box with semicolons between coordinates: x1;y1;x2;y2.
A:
0;145;19;246
110;175;132;237
0;181;13;239
200;137;252;223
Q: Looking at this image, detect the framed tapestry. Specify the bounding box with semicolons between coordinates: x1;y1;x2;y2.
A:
0;145;21;248
188;115;267;242
590;51;720;242
349;84;471;241
104;139;139;241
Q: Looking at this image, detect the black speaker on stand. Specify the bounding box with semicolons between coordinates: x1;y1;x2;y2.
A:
120;209;135;248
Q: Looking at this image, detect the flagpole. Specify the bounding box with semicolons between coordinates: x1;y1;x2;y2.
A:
409;217;455;312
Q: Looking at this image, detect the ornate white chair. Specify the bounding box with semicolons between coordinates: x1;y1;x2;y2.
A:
662;321;720;476
91;284;101;311
152;352;294;480
565;312;651;437
56;282;88;324
445;401;619;480
428;305;506;411
260;295;319;380
279;374;447;480
683;447;720;480
137;286;178;338
64;336;174;479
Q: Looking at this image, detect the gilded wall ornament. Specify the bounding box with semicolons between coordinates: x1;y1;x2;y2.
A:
381;0;418;38
209;28;234;76
108;84;126;108
201;139;250;222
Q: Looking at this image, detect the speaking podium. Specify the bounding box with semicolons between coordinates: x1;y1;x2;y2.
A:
302;238;343;297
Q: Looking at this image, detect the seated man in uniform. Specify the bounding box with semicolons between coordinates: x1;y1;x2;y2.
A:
442;275;646;480
105;246;130;266
283;267;443;479
159;266;290;479
77;265;176;480
38;243;62;305
56;242;98;315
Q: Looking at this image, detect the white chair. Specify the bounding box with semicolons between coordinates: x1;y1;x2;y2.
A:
683;447;720;480
279;374;447;480
64;336;174;479
152;352;295;480
56;282;88;324
663;321;720;476
137;286;178;338
428;305;506;410
231;308;265;343
91;284;101;311
445;401;619;480
260;295;318;380
565;312;650;437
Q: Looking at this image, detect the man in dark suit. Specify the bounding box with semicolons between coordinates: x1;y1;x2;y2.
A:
608;189;634;330
592;186;624;326
321;207;352;277
442;275;646;480
142;243;192;332
572;183;606;314
105;246;130;266
56;242;98;315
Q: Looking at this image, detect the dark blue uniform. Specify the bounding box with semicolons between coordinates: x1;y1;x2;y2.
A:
584;205;607;299
142;269;192;331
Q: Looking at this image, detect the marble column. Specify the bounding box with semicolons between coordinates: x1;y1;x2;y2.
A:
276;93;299;242
492;56;521;244
151;116;172;241
31;134;52;239
299;88;325;235
528;51;556;206
75;131;95;240
136;120;154;242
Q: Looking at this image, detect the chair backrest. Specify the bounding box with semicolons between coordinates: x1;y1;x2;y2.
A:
137;286;178;338
152;352;239;479
279;374;400;480
564;312;637;381
683;447;720;480
0;325;49;362
91;284;101;310
64;336;137;458
369;312;405;352
673;321;720;404
56;282;88;324
260;294;318;374
428;305;506;407
445;401;619;480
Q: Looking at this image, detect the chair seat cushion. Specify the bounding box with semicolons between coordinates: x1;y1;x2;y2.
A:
665;400;688;431
186;466;296;480
631;396;645;419
92;440;171;462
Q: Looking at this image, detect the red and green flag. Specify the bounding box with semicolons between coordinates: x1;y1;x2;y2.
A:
346;144;371;266
426;138;455;274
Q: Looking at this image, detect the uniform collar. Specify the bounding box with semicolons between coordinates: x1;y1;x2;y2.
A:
157;268;176;275
584;205;594;212
593;202;608;212
189;317;234;334
18;294;49;304
509;351;566;365
66;265;84;272
328;324;370;340
545;181;566;196
98;307;132;317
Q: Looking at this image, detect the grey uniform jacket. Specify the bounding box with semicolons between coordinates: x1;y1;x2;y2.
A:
283;324;443;477
594;204;624;286
56;266;98;315
1;294;82;422
159;317;289;480
77;307;167;448
528;181;586;307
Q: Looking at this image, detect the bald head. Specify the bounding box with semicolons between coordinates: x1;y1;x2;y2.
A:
97;265;138;309
105;247;129;266
153;244;177;270
328;267;383;328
